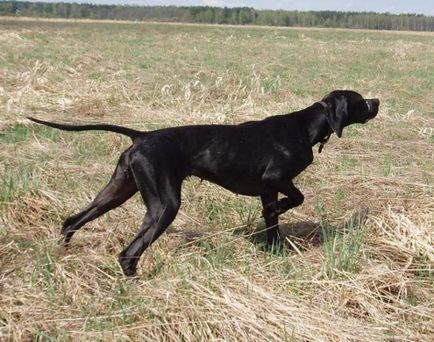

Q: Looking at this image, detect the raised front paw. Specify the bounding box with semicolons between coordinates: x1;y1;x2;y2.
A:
262;198;291;217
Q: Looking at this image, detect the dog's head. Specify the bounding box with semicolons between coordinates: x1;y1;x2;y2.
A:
321;90;380;138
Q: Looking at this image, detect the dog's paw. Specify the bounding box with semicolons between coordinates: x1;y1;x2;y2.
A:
276;198;291;214
123;268;138;278
262;203;278;218
118;256;138;277
262;198;291;217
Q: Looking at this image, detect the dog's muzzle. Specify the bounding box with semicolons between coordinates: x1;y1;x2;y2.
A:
366;98;380;118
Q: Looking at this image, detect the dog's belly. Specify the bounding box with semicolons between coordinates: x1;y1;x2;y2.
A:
192;170;266;197
215;179;265;196
188;138;276;196
209;179;265;196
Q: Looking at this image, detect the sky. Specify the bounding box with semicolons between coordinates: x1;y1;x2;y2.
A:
28;1;434;16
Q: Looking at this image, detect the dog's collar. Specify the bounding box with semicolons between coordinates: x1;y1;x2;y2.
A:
317;100;328;109
318;129;332;154
316;100;332;154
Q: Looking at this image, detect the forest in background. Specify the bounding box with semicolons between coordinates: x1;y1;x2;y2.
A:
1;1;434;31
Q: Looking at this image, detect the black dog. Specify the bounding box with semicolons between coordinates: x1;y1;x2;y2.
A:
29;90;379;276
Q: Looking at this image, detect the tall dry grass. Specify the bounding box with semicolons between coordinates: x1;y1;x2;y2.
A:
0;18;433;340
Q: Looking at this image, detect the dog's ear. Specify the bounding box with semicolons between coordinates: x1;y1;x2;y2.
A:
326;96;348;138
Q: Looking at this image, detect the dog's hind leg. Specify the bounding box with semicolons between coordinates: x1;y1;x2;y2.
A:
118;159;182;277
61;152;137;244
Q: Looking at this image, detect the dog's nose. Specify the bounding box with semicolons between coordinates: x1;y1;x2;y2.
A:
372;98;380;106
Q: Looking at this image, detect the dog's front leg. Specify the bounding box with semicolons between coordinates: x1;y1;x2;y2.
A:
261;178;305;245
260;192;280;245
262;181;304;214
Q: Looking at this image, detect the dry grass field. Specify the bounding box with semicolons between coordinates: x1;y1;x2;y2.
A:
0;18;433;340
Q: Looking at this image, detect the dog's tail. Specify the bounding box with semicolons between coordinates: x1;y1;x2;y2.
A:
27;117;143;140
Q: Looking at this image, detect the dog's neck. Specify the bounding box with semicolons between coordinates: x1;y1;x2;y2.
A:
304;102;333;152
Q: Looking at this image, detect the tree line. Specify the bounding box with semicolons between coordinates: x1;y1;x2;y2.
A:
1;1;434;32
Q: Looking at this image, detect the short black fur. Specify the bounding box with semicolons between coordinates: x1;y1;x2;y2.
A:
28;90;380;277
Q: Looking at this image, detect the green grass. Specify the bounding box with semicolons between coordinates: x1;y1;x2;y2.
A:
321;214;367;278
0;124;61;145
0;163;37;206
0;124;31;144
